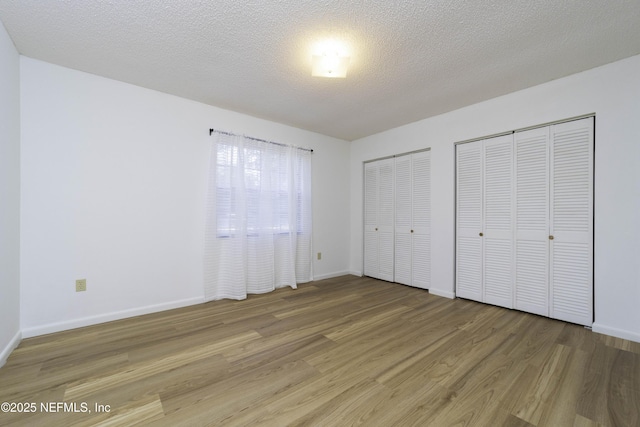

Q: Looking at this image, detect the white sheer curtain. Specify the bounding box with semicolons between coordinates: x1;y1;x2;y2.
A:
203;131;313;301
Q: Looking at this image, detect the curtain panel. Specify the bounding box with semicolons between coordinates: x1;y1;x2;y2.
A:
204;131;313;301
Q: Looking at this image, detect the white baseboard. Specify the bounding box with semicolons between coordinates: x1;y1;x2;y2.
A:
429;288;455;299
348;270;363;277
0;330;22;368
313;271;352;281
21;297;204;338
592;323;640;343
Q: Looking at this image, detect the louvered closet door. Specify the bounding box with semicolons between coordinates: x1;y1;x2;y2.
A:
364;158;395;281
514;127;550;317
377;159;395;281
395;154;412;286
456;141;483;301
549;118;593;326
483;135;514;308
364;162;379;278
394;151;431;289
411;150;431;289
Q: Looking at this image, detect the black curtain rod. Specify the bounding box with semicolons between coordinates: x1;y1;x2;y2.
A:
209;128;313;153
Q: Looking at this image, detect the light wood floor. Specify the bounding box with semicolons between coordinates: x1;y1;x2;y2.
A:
1;276;639;426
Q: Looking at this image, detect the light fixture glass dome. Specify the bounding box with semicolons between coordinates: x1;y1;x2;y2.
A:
312;52;350;78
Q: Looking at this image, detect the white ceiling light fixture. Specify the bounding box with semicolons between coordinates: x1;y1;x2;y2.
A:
312;51;350;78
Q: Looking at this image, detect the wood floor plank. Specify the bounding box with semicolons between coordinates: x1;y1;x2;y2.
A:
499;315;565;368
259;360;385;423
573;413;607;426
71;395;165;427
365;377;453;426
577;344;640;426
64;332;259;400
323;303;413;342
1;275;638;426
65;354;231;422
510;344;574;425
157;359;319;427
285;377;391;426
597;334;640;355
373;325;460;387
226;334;336;373
536;345;590;427
555;322;596;353
502;413;536;427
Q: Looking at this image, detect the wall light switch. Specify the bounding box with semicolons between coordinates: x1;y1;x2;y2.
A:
76;278;87;292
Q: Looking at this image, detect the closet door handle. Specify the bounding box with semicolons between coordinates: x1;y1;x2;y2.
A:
549;235;554;240
479;232;483;237
375;228;378;231
411;230;414;233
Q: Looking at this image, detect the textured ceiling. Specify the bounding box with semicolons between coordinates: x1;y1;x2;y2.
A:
1;1;640;141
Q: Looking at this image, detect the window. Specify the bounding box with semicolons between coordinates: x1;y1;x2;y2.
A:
204;130;313;301
215;141;309;237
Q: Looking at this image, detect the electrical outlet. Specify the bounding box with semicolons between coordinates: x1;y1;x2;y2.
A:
76;279;86;292
317;252;322;260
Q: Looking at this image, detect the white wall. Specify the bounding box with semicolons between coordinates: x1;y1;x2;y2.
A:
20;57;350;337
350;54;640;342
0;21;21;366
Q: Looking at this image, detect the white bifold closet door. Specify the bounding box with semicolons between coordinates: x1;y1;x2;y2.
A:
548;118;594;325
364;158;395;282
514;126;550;316
457;117;593;326
456;135;514;307
395;150;431;289
483;136;515;308
456;141;483;301
514;118;594;325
